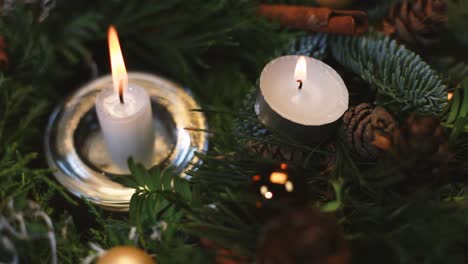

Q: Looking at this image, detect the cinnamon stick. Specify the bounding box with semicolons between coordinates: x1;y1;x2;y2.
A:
258;4;368;35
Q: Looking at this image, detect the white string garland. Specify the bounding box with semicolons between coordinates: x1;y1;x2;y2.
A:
0;200;57;264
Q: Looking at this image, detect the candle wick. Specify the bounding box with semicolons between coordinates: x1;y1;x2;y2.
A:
296;80;303;90
119;79;124;104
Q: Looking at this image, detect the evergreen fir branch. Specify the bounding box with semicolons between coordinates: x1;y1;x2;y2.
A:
447;0;468;46
45;12;101;65
357;0;396;23
0;78;48;151
444;87;465;123
182;188;258;260
0;77;75;207
289;33;328;60
1;4;100;86
112;159;194;249
4;1;468;263
330;33;447;114
55;216;89;263
347;195;468;263
442;81;468;136
0;144;75;208
92;0;292;88
428;56;468;87
445;61;468;85
0;6;54;80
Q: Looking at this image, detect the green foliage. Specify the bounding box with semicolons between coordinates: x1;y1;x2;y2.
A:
289;33;328;60
90;0;292;91
0;76;73;207
447;0;468;46
45;12;101;64
444;85;468;123
428;56;468;87
0;78;47;150
0;7;53;80
0;5;100;84
0;0;293;262
54;216;89;263
330;33;447;114
349;195;468;264
1;0;468;263
185;153;262;262
1;146;50;205
111;159;192;251
360;0;396;23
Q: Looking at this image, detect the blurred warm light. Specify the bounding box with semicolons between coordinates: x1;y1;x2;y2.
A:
448;91;454;101
270;172;288;184
285;181;294;192
252;175;261;182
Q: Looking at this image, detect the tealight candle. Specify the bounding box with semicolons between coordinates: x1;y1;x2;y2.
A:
95;26;155;171
255;55;348;143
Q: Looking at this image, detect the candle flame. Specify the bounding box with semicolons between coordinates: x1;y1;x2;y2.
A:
108;25;128;96
294;56;307;81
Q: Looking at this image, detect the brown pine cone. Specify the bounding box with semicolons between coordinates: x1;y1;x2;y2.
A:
256;207;350;264
382;0;447;50
314;0;354;9
246;140;337;173
393;113;451;181
342;103;398;160
201;239;248;264
246;140;307;165
0;36;8;68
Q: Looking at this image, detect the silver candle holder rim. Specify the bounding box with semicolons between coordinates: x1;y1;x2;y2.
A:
44;72;208;211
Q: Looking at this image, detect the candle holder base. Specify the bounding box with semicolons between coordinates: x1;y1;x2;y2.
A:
255;90;338;145
44;72;208;211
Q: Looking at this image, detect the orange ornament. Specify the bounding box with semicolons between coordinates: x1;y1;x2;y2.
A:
97;246;156;264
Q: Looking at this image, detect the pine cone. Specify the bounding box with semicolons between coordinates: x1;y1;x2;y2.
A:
246;140;337;173
201;239;248;264
393;113;451;181
382;0;447;50
0;36;8;68
246;140;307;165
256;207;350;264
342;103;398;159
314;0;354;9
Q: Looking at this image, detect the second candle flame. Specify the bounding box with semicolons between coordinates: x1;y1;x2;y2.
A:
108;26;128;101
294;56;307;82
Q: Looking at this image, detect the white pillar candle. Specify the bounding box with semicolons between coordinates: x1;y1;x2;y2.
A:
96;85;154;170
95;26;155;171
255;55;348;143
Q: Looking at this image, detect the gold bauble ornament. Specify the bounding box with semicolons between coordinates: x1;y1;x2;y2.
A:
314;0;354;9
97;246;156;264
